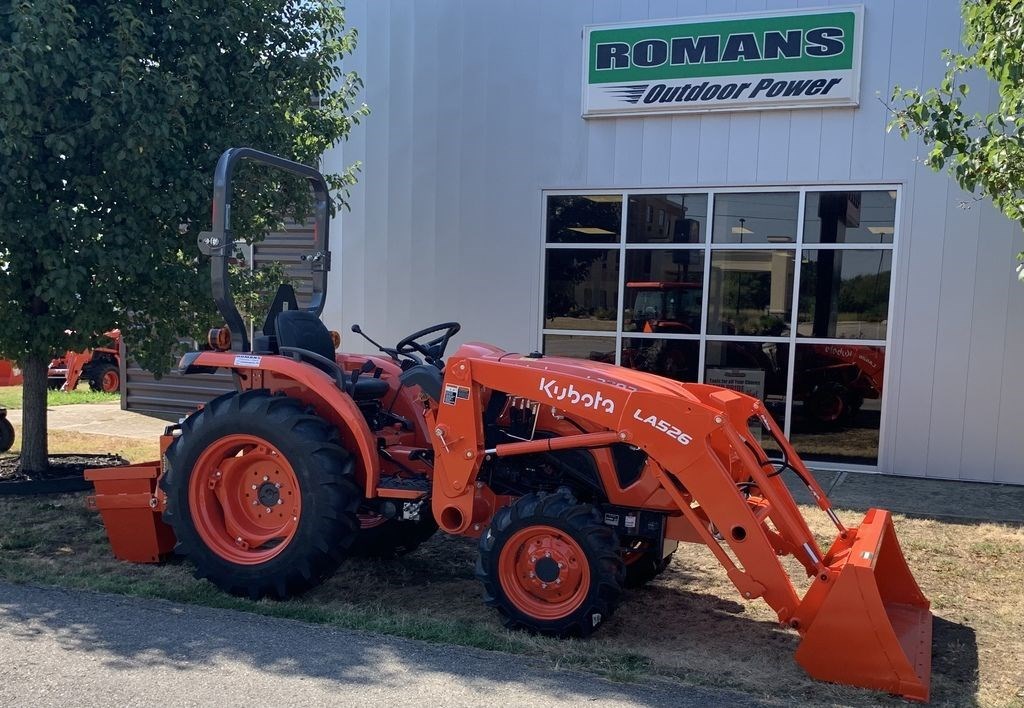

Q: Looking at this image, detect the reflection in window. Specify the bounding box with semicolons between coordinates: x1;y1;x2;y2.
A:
621;338;699;382
712;192;798;244
546;195;622;244
708;250;794;336
798;250;891;339
543;334;616;364
544;249;619;331
627;194;707;243
705;340;790;451
789;344;885;464
624;250;704;333
804;191;896;244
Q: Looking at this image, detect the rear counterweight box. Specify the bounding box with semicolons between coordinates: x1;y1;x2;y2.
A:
85;463;175;563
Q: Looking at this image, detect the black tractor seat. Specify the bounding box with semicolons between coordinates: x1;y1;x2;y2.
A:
275;310;388;401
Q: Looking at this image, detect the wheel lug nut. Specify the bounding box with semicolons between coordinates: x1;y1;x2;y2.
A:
275;483;281;489
276;499;283;505
530;556;536;563
544;551;551;558
263;476;269;482
557;562;564;569
555;579;561;585
251;484;257;490
265;507;272;513
541;582;548;589
528;572;535;578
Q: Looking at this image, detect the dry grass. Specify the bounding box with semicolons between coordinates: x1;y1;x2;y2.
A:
0;430;1020;705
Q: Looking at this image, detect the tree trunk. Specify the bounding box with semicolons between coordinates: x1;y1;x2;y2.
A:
20;354;49;474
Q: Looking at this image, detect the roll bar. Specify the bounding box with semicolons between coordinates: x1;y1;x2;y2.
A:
198;148;331;352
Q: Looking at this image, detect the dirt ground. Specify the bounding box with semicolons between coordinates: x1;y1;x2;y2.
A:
0;491;1020;707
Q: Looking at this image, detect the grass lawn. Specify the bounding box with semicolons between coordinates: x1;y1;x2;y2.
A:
0;432;1020;706
0;385;119;410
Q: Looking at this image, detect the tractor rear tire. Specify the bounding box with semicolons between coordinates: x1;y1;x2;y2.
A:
88;362;120;393
476;489;624;637
0;417;13;453
161;390;360;600
354;508;438;558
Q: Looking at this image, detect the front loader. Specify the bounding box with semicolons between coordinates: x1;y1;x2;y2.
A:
86;149;932;701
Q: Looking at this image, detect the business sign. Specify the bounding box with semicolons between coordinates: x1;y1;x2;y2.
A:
583;6;863;117
705;368;766;400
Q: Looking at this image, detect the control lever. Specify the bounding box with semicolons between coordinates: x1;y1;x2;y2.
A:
351;324;401;361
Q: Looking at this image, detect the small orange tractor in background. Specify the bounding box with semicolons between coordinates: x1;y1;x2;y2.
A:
0;360;23;387
86;150;932;701
47;330;122;393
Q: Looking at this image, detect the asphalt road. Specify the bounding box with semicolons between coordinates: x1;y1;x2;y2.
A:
0;582;765;707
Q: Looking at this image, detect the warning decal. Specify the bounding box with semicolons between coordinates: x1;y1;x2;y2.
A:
443;384;470;405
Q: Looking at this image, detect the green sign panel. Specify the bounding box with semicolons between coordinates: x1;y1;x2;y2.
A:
583;6;863;117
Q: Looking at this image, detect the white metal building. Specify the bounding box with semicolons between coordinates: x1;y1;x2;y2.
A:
322;0;1024;485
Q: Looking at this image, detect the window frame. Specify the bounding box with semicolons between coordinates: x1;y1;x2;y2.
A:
539;184;901;472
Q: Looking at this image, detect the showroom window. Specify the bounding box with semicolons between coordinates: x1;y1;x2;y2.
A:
542;188;897;466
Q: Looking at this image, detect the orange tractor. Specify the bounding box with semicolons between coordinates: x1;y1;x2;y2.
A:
86;150;932;701
47;330;122;393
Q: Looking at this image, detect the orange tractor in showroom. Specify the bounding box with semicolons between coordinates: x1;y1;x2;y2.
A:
86;149;932;701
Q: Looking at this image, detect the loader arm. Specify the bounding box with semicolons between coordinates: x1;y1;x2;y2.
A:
427;343;932;701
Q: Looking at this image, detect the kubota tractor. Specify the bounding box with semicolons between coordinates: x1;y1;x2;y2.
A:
85;150;932;701
47;329;122;393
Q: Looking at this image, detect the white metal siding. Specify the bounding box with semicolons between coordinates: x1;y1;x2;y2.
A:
324;0;1024;484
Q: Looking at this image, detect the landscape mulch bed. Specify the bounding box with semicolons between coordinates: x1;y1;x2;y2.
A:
0;454;127;495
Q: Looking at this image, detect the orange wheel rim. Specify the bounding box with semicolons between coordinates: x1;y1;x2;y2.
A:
498;525;590;620
188;434;302;565
101;370;119;392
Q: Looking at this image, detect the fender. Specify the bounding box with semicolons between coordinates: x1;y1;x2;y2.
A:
179;350;381;496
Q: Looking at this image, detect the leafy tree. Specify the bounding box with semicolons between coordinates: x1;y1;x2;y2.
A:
0;1;367;472
888;0;1023;276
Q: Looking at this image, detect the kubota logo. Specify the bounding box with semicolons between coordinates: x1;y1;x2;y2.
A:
539;377;615;414
633;409;693;445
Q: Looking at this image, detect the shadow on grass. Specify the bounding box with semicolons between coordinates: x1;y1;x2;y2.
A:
931;615;981;707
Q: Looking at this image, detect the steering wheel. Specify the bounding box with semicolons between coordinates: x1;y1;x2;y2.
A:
396;322;461;365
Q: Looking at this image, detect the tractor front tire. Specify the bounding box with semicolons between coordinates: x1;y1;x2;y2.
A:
476;490;624;637
88;362;120;393
161;390;360;600
0;417;13;453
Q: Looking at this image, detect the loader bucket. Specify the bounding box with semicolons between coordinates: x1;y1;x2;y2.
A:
794;509;932;702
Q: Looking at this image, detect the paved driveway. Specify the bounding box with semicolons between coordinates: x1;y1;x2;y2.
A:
4;403;166;440
0;582;765;708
